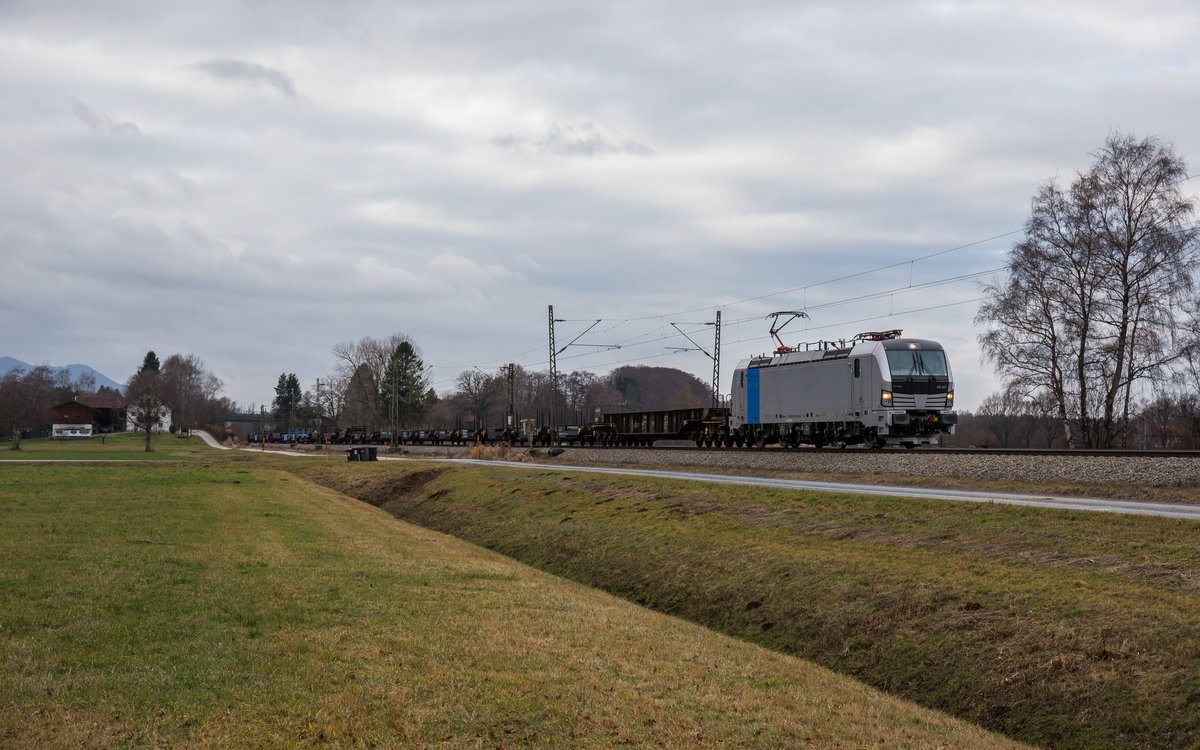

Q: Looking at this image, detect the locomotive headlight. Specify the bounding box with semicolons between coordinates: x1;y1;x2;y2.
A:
881;390;893;407
945;392;954;406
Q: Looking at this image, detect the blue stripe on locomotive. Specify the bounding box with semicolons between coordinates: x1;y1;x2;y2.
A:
747;367;760;424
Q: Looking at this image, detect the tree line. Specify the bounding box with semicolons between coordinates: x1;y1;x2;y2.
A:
268;332;713;438
3;350;232;450
1;365;101;448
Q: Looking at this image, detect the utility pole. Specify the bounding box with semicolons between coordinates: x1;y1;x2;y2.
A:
389;368;398;452
548;306;615;428
711;310;721;407
548;305;558;428
506;363;516;429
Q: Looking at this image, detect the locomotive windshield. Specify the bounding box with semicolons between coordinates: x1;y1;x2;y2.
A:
885;349;948;378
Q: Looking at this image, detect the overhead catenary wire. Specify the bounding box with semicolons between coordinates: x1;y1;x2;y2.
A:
430;252;1008;385
528;215;1200;373
423;171;1200;391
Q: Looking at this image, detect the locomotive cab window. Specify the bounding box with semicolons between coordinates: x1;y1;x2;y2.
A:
885;350;948;378
853;358;860;378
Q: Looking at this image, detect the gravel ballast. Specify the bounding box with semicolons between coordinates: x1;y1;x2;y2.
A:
383;444;1200;490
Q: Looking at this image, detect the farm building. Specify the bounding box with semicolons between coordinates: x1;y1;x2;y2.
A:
51;395;125;439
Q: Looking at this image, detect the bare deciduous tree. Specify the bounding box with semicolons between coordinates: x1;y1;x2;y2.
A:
309;372;349;428
160;353;223;430
332;334;416;431
0;366;60;449
976;388;1031;448
126;352;169;452
978;132;1199;447
454;369;497;429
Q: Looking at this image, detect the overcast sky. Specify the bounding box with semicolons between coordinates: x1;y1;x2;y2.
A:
4;0;1199;412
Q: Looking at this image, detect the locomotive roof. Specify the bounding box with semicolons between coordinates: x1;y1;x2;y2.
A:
738;337;946;369
879;338;944;350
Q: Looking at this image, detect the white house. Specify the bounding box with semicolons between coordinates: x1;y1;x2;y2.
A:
126;403;172;433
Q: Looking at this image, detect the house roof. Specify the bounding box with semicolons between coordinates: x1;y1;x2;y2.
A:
80;394;125;410
52;395;126;411
52;399;91;411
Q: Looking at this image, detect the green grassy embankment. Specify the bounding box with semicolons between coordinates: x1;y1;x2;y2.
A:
297;459;1200;750
0;457;1020;748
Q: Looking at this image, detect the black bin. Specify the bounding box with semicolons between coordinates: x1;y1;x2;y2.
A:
346;447;361;462
366;446;378;461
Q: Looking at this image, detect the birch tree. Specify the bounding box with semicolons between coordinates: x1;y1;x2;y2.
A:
978;132;1198;447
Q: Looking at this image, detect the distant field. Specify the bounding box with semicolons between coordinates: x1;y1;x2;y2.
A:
299;458;1200;750
1;432;212;461
0;456;1019;748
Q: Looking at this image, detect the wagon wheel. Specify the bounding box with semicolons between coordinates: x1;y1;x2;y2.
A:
864;429;885;450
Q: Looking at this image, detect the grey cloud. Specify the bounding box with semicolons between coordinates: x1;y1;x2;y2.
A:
161;171;201;201
492;122;655;157
70;100;140;134
6;1;1199;411
191;58;297;98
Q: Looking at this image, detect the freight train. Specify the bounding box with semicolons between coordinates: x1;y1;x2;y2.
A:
252;327;955;451
591;329;956;449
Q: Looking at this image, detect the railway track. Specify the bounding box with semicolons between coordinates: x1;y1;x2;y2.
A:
249;436;1200;490
559;444;1200;458
266;439;1200;459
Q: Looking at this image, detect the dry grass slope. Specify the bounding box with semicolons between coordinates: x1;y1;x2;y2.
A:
296;459;1200;750
0;460;1020;748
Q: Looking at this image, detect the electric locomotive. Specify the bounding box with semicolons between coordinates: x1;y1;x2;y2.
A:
730;327;956;448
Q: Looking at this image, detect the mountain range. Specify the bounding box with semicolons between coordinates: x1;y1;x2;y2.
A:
0;357;126;393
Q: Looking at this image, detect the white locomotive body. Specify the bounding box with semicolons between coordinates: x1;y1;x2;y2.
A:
730;330;956;448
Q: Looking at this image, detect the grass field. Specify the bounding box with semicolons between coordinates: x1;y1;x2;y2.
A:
298;459;1200;750
1;432;212;461
0;454;1021;748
